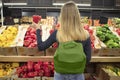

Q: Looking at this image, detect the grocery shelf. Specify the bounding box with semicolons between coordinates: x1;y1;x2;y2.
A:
0;56;120;62
91;56;120;62
0;56;53;62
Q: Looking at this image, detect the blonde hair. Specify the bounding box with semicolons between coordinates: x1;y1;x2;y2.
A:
57;1;89;42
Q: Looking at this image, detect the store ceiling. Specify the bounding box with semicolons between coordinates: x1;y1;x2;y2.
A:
2;0;119;10
2;0;90;3
2;0;91;5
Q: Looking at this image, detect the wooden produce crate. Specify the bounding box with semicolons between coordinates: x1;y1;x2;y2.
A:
0;47;17;56
11;78;38;80
11;75;41;80
15;25;44;56
17;47;45;56
46;48;56;56
99;68;120;80
0;26;19;56
0;26;17;56
0;48;3;55
98;48;120;56
96;26;120;56
97;38;120;56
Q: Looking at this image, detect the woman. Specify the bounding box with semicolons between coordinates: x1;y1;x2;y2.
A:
36;1;91;80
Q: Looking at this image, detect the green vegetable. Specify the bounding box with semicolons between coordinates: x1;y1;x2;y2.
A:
96;25;120;48
99;35;105;41
106;40;120;48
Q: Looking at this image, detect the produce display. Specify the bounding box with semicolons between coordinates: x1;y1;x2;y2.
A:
23;27;37;48
16;61;54;78
96;25;120;48
102;65;120;76
0;26;18;47
0;16;120;80
0;63;19;77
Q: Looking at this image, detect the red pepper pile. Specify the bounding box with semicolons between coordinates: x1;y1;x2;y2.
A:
16;61;54;78
23;27;37;48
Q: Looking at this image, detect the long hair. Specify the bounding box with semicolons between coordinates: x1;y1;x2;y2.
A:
57;1;89;42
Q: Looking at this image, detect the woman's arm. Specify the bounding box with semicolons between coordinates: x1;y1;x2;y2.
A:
36;29;57;51
84;37;92;63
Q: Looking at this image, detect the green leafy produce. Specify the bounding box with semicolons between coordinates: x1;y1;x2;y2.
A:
96;25;120;48
106;40;120;48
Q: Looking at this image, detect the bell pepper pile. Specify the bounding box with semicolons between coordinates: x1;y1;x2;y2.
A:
16;61;54;78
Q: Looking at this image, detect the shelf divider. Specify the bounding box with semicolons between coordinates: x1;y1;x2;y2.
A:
0;56;120;62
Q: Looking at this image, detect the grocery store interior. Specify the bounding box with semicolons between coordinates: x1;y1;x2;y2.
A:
0;0;120;80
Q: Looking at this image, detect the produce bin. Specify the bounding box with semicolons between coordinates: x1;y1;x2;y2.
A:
99;68;120;80
98;48;120;56
11;75;41;80
46;48;56;56
0;47;17;56
0;26;19;56
0;48;3;55
17;47;45;56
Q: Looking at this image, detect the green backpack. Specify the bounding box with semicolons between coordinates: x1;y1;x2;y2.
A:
54;41;86;74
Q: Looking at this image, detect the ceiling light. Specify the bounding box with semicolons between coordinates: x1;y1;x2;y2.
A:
4;3;27;5
53;3;91;6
